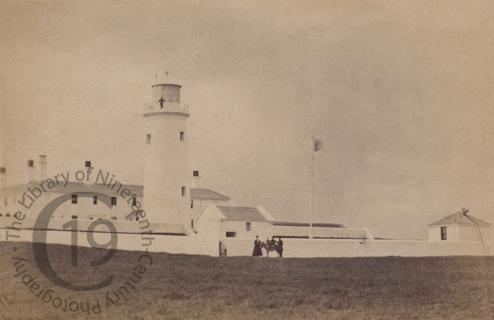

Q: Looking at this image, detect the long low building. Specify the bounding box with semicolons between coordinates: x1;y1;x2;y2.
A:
273;222;373;240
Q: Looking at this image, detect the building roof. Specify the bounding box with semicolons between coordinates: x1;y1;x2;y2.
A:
0;181;144;197
0;183;230;201
274;221;344;228
190;188;230;201
51;182;144;197
217;206;268;222
429;210;491;227
272;225;371;239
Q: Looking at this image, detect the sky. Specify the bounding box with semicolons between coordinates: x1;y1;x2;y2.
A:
1;0;493;239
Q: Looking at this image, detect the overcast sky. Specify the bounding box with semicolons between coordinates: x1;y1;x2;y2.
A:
1;0;493;239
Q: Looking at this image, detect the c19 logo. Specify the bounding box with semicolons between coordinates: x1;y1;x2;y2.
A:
32;192;118;291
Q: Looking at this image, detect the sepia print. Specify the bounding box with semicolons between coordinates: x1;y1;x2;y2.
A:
0;1;493;319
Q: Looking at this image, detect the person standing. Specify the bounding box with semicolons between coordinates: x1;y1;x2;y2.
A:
278;237;284;257
252;236;262;256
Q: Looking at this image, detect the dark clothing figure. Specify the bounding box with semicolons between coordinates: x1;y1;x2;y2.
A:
278;238;284;257
252;239;262;256
219;241;227;256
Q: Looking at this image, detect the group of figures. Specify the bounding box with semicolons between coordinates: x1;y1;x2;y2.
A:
252;236;284;257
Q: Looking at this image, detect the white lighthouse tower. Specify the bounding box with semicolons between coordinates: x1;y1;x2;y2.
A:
143;81;191;229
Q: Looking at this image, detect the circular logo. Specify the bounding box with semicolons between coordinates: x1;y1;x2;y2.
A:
32;192;117;291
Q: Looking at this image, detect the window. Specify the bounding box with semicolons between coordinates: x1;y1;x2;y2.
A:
159;97;165;108
246;222;251;232
181;186;186;197
226;232;237;238
132;197;137;206
180;131;185;141
71;215;78;220
190;200;194;209
111;197;117;206
27;160;34;167
193;170;199;177
440;226;447;240
191;219;194;229
93;196;98;205
146;134;151;145
0;167;5;174
85;161;92;168
72;194;78;204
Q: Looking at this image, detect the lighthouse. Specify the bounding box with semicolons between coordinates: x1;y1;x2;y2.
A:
143;82;191;228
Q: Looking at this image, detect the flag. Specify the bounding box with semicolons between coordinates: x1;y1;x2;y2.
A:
313;137;321;152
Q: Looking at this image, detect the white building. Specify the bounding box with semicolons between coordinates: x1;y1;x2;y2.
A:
428;208;494;243
1;80;439;257
195;205;275;240
272;222;373;240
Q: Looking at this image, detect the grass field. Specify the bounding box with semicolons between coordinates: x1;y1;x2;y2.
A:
0;242;493;320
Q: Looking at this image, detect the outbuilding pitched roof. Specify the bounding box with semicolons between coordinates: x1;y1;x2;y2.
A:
217;206;268;222
429;210;491;227
190;188;230;201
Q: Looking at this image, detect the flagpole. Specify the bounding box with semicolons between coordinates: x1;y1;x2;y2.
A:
309;137;315;239
309;149;313;239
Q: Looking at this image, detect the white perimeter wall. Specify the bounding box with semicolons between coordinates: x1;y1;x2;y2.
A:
220;238;494;257
0;229;220;256
2;229;493;257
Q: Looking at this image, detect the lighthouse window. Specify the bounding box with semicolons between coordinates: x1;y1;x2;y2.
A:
246;222;251;231
193;170;199;177
190;200;194;209
27;160;34;167
93;195;98;205
181;186;186;197
146;134;151;145
85;161;92;168
111;197;117;206
71;194;78;204
180;131;185;141
132;197;137;206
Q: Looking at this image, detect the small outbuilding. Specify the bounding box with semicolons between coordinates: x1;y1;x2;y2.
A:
428;208;493;242
195;203;274;240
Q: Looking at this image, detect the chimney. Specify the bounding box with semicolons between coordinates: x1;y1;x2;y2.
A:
38;155;47;181
191;170;200;188
0;167;5;189
27;159;35;183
